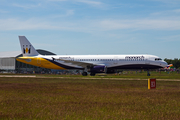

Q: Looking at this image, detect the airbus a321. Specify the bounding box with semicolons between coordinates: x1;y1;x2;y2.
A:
16;36;167;76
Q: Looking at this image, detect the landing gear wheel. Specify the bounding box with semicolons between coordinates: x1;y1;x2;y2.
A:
90;72;96;76
147;70;150;76
82;72;88;76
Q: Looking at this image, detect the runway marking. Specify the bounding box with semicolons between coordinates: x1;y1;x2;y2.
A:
0;75;36;78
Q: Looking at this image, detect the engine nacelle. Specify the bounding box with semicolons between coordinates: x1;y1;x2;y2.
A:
88;66;106;73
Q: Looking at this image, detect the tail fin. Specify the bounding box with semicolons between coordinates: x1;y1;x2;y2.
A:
19;36;39;57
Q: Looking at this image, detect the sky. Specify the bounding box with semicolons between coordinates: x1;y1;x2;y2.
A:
0;0;180;59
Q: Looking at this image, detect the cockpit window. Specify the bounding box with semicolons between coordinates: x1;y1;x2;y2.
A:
155;58;162;61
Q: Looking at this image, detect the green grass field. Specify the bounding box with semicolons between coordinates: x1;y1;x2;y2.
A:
35;70;180;79
0;75;180;120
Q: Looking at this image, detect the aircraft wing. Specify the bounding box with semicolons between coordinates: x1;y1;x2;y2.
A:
57;58;104;68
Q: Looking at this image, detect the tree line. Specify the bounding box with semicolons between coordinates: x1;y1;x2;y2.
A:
164;58;180;69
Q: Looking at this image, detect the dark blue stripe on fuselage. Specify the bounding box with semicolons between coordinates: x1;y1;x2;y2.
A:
109;64;163;69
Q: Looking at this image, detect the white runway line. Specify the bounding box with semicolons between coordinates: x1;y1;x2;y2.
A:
0;75;36;78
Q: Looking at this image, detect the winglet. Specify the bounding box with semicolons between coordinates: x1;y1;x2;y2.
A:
19;36;39;57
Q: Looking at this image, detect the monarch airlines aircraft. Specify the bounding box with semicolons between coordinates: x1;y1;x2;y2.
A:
16;36;167;76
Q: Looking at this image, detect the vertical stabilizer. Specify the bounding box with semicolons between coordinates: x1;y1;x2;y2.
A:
19;36;39;56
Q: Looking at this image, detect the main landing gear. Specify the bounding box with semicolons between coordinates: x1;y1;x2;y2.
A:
82;72;88;76
90;72;96;76
82;72;96;76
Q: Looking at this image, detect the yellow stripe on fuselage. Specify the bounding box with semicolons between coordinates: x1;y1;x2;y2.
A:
16;57;66;70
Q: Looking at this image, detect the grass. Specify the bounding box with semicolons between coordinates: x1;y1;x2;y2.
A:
1;70;180;79
36;71;180;79
0;77;180;120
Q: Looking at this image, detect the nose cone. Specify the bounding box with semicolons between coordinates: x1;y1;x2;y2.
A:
162;61;168;68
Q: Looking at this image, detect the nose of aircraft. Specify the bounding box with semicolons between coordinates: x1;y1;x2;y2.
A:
162;61;168;67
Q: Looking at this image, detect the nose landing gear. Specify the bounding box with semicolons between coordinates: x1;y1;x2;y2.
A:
147;69;150;76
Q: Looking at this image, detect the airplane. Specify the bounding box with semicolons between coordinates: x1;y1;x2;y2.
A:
16;36;167;76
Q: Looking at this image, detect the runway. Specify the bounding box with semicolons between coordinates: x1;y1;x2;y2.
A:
0;75;180;81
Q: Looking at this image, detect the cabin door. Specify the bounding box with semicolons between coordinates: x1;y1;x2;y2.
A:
145;56;150;64
114;56;118;64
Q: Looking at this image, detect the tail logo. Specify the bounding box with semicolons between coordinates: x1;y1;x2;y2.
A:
23;45;31;54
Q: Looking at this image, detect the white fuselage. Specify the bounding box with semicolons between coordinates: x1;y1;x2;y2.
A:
40;54;167;70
